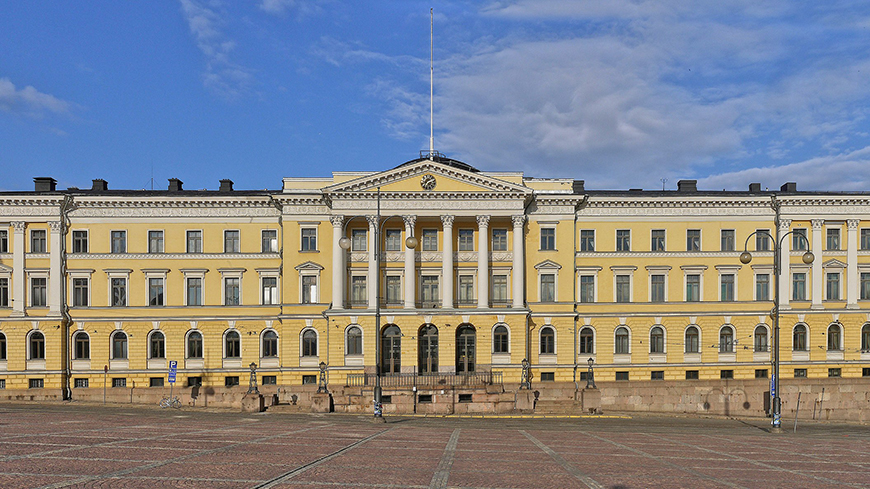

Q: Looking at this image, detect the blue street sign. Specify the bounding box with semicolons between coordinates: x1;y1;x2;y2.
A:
168;360;178;384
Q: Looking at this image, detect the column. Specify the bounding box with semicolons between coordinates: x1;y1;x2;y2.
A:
811;219;824;309
847;219;860;308
367;215;379;309
778;219;791;309
11;221;25;317
477;215;490;308
330;215;345;309
441;215;454;309
48;221;62;316
403;216;416;309
512;215;526;308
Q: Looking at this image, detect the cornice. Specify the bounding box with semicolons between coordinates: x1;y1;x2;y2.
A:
68;253;280;260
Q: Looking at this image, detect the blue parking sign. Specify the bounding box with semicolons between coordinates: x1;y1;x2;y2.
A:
168;360;178;384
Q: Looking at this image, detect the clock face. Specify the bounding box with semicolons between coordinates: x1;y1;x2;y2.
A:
421;174;437;190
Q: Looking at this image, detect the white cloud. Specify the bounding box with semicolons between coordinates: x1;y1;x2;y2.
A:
0;78;72;117
259;0;324;16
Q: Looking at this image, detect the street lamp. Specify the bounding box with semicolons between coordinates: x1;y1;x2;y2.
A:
586;357;596;389
317;361;329;394
739;228;813;430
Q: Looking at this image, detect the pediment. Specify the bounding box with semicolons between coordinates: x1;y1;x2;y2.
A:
295;261;324;271
534;259;562;270
823;258;847;268
0;264;11;273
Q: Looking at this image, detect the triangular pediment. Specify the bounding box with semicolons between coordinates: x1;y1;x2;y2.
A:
295;261;324;271
823;258;847;268
0;264;11;273
534;259;562;270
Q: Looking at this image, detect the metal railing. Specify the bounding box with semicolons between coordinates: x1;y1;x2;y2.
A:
346;371;502;388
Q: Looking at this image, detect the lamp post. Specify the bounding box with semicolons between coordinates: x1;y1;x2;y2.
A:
740;228;813;430
338;188;418;419
586;357;596;389
317;361;329;394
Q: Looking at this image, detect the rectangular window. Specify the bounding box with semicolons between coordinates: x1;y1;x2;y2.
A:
112;378;127;388
540;228;555;250
686;229;700;251
0;278;8;307
616;275;630;303
187;376;202;387
540;273;555;302
755;230;770;251
262;375;277;385
111;278;127;306
0;229;7;253
148;231;164;253
31;277;47;307
650;371;664;380
458;275;474;304
31;230;47;253
111;231;126;254
261;277;277;305
720;370;734;379
149;278;164;306
385;276;401;305
492;229;508;251
421;275;439;306
720;274;735;301
74;378;88;388
579;275;594;303
685;370;699;380
540;372;555;382
861;273;870;301
225;376;239;387
149;377;164;388
350;276;366;305
615;371;629;381
263;229;279;253
863;368;870;377
616;230;630;251
73;278;89;307
418;394;433;403
29;379;44;389
720;230;735;251
650;274;665;302
826;272;840;300
187;278;202;306
422;229;438;251
826;228;840;250
72;230;88;253
793;273;807;301
755;369;768;379
458;229;474;251
384;229;401;251
756;274;770;301
186;231;202;253
301;276;315;304
224;278;240;305
686;274;700;302
794;368;807;378
861;229;870;250
828;368;841;378
492;274;508;303
579;230;595;252
793;228;808;250
224;230;240;253
650;229;665;251
351;229;366;251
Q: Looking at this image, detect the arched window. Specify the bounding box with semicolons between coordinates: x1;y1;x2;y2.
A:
418;324;438;373
346;326;362;355
685;326;699;353
111;331;127;359
649;326;664;354
187;331;203;358
73;331;90;360
540;326;555;355
30;331;45;360
456;324;476;373
262;330;278;357
719;326;734;353
225;330;241;358
382;325;401;374
0;332;7;360
302;329;317;357
149;331;165;359
827;323;842;351
615;326;630;354
793;324;807;351
862;323;870;352
754;325;768;352
579;327;594;354
493;324;509;354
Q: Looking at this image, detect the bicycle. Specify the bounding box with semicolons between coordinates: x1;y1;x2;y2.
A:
159;395;182;409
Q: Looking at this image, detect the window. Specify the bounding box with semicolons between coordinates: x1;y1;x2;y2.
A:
615;371;629;381
650;275;665;302
111;231;126;254
493;325;509;353
149;278;164;306
30;379;44;389
351;229;366;251
418;394;433;403
719;326;734;353
862;323;870;352
492;229;508;251
225;376;239;387
755;369;768;379
861;273;870;301
686;274;700;302
111;278;127;307
225;331;240;358
458;229;474;251
826;272;840;300
72;278;88;307
0;229;7;253
186;230;202;253
263;230;278;253
224;278;240;305
756;274;770;301
262;375;277;385
685;370;699;380
793;324;808;350
826;228;840;250
827;324;842;350
579;230;594;252
686;229;700;251
579;276;594;303
31;277;47;307
73;332;89;359
385;276;401;305
650;230;665;251
384;229;401;251
346;326;362;355
651;371;664;380
720;230;735;251
793;273;807;301
755;230;770;251
540;372;555;382
793;228;808;250
540;228;555;250
72;230;88;253
861;228;870;250
111;332;127;359
794;368;807;378
616;230;630;251
540;326;555;354
615;275;630;303
263;277;278;305
579;327;594;354
300;276;315;304
492;275;508;303
720;370;734;379
685;326;699;353
720;274;735;301
187;331;203;358
31;230;47;253
74;378;88;388
649;326;664;354
864;368;870;377
262;330;278;357
224;230;240;253
615;326;630;354
421;275;439;306
540;274;555;302
754;325;768;352
111;378;126;388
458;275;474;304
187;278;202;306
350;276;366;305
149;332;165;359
422;229;438;251
302;329;317;357
148;231;164;253
829;368;842;378
150;378;164;387
0;279;7;307
0;333;5;359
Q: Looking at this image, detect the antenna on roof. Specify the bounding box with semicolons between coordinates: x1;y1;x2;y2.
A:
428;7;435;158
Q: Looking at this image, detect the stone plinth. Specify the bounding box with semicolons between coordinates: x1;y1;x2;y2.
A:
241;394;265;413
581;388;601;414
311;393;332;413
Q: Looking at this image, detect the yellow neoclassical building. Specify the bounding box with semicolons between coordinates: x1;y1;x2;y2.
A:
1;157;869;415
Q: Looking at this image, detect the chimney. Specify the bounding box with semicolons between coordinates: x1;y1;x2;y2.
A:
748;183;761;192
34;177;57;192
92;179;108;191
573;180;585;193
168;178;183;192
677;179;697;192
219;179;234;192
780;182;797;192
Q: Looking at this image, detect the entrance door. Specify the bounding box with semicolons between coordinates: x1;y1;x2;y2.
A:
456;324;476;373
418;324;439;374
381;325;401;375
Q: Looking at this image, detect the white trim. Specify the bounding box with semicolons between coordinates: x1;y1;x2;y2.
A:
300;327;319;359
577;325;596;358
614;324;631;355
646;266;670;302
648;324;667;354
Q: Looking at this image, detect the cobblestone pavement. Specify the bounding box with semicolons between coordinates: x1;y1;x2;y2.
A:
0;403;869;489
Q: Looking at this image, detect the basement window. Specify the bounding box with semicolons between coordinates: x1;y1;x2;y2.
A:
540;372;555;382
418;394;433;403
458;394;473;403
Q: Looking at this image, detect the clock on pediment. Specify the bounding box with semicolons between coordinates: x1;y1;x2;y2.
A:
420;174;437;190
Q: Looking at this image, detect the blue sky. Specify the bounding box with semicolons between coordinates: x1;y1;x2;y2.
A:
2;1;870;192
